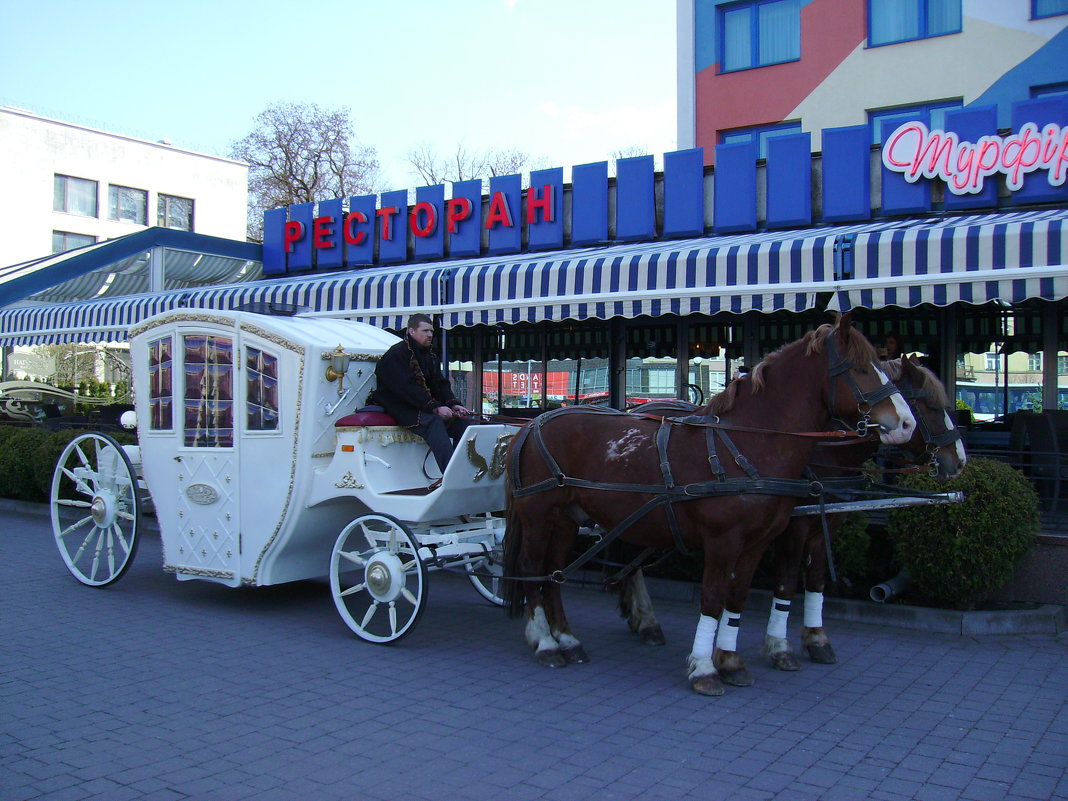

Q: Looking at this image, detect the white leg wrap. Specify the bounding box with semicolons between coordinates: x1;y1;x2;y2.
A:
689;613;718;660
767;599;791;640
716;610;741;652
804;591;824;628
525;607;558;653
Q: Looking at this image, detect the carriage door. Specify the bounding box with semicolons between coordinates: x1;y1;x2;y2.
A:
173;332;241;587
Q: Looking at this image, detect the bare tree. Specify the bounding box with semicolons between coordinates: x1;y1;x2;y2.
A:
407;142;542;186
612;145;652;160
231;102;381;241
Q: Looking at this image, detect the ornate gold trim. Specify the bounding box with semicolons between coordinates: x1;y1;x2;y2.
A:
130;312;236;339
240;322;306;355
163;565;235;580
335;471;364;489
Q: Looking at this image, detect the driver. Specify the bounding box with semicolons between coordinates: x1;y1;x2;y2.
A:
371;313;473;478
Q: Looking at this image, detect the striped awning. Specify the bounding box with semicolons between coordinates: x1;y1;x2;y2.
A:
827;209;1068;311
0;265;444;346
442;230;842;327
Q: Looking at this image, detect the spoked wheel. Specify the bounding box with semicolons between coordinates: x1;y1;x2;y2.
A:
330;513;428;643
466;541;506;606
50;432;141;587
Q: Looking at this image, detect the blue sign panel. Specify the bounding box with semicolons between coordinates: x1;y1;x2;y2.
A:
449;180;483;258
413;184;445;260
346;194;377;267
527;167;564;251
616;155;655;241
288;202;315;271
487;174;522;255
262;207;287;275
766;133;812;229
571;161;609;246
713;143;757;233
822;125;871;223
378;189;408;264
315;198;344;269
663;148;705;238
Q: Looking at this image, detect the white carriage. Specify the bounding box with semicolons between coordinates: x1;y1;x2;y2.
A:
49;309;518;642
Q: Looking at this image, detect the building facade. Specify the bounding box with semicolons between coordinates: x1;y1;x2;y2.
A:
678;0;1068;161
0;107;249;266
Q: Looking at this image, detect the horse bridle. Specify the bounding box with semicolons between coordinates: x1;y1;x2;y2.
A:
893;371;963;475
825;337;903;437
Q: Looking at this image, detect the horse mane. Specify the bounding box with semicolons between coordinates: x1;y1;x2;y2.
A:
706;320;879;416
880;358;949;407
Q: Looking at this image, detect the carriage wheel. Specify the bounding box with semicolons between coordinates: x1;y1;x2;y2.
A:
466;542;506;606
50;432;141;587
330;513;428;643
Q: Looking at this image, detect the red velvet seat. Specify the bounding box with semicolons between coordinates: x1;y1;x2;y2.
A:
335;411;399;427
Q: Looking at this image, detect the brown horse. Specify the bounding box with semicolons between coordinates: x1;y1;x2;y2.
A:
503;314;916;696
761;355;966;673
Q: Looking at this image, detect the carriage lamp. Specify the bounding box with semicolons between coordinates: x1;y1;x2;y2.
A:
324;345;353;396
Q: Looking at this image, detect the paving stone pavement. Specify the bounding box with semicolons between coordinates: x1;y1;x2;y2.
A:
2;507;1066;801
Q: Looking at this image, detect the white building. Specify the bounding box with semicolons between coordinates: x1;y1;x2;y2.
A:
0;106;249;266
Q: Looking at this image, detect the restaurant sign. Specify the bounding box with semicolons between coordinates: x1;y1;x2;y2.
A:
882;121;1068;195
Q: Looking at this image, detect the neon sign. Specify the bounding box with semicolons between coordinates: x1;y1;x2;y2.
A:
882;121;1068;195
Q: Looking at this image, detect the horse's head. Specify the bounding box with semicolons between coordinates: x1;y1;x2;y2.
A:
819;312;916;446
884;355;966;479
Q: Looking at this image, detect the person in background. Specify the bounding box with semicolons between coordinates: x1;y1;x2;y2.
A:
731;364;751;381
883;331;903;360
372;313;472;479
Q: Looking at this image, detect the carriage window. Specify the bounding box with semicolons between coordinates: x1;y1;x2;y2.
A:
184;335;234;447
246;347;280;431
148;337;173;430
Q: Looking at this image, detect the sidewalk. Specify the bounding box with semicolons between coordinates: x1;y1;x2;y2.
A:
2;507;1066;801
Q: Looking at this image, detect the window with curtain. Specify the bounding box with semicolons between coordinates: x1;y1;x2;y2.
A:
184;335;234;447
1033;0;1068;19
148;337;174;431
108;185;148;224
868;98;962;144
51;231;96;254
245;347;280;431
158;194;194;230
720;0;800;72
869;0;961;47
53;174;98;217
720;121;803;158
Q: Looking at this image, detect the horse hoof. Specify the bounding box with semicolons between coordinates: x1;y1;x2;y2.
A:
561;644;589;664
638;625;666;646
771;650;802;671
718;666;754;687
806;643;838;664
535;649;568;668
690;673;726;696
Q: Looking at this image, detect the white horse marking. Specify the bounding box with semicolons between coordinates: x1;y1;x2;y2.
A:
803;591;825;628
872;362;916;445
525;606;559;653
946;410;967;467
605;428;647;462
690;613;719;661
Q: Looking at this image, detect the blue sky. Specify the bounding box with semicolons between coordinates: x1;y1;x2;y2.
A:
0;0;678;190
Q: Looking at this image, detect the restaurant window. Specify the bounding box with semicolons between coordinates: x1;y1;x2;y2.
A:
53;174;98;217
158;194;194;231
984;352;1000;372
148;337;174;430
868;99;962;145
51;231;96;254
868;0;961;47
108;185;148;224
184;335;234;447
1028;353;1043;372
720;0;801;73
246;347;279;431
1032;0;1068;19
721;121;803;159
1059;355;1068;374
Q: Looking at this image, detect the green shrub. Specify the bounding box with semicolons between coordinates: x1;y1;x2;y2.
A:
830;511;873;582
0;427;137;503
887;456;1038;609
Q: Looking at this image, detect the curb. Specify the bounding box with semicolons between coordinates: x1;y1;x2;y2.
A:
8;499;1063;636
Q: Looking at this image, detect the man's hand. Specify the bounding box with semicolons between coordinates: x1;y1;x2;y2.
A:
451;404;472;417
435;405;455;420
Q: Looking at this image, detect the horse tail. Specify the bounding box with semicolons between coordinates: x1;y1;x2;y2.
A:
502;479;527;618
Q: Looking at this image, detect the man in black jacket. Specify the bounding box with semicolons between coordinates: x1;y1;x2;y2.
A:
373;313;472;475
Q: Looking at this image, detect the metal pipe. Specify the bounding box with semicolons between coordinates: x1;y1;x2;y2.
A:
870;570;912;603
